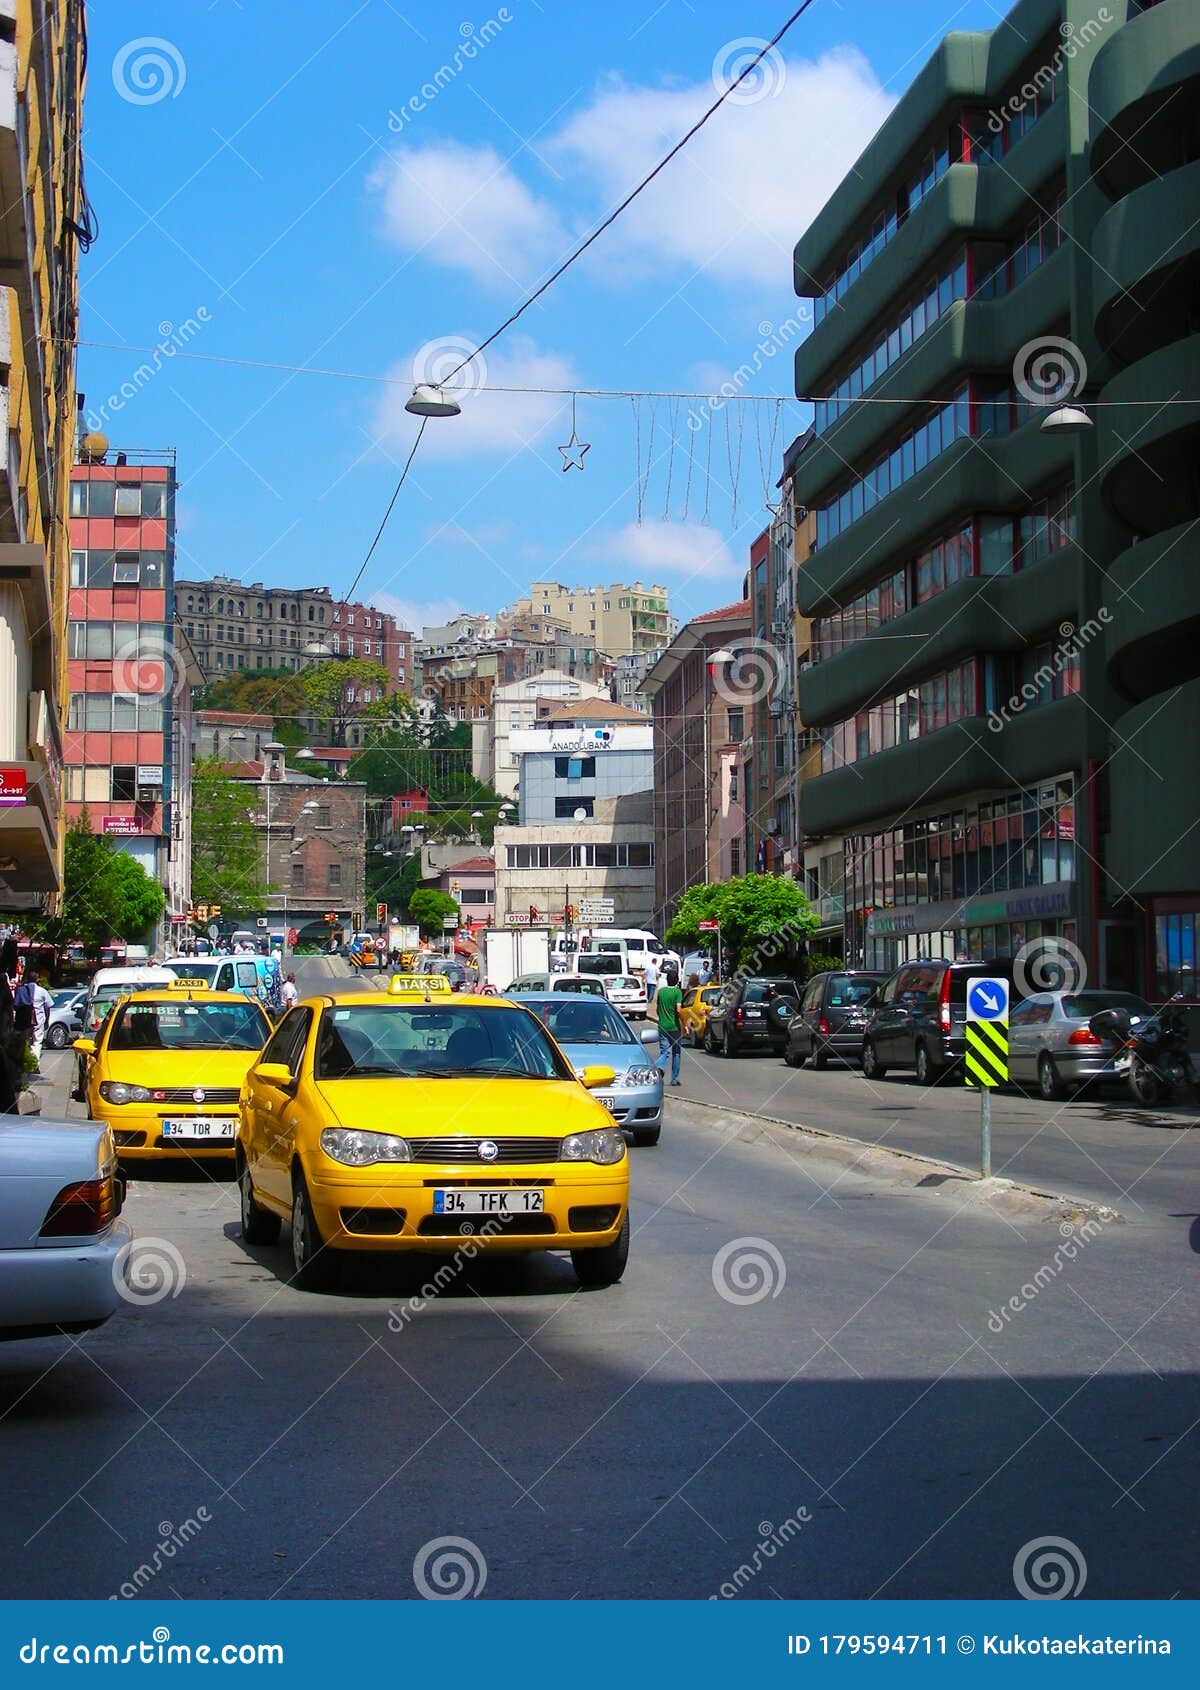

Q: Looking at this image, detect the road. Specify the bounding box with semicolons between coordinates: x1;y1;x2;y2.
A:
1;958;1196;1601
665;1030;1200;1223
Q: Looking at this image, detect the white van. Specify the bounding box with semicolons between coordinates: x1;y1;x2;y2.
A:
82;965;179;1035
578;929;680;976
162;955;271;1002
505;972;608;998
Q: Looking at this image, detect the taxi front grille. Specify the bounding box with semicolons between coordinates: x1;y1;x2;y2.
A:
406;1136;562;1164
154;1087;241;1106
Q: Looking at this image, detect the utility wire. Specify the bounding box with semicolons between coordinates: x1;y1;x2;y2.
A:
444;0;823;381
342;416;426;605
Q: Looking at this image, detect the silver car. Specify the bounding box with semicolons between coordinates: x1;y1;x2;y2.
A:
509;994;663;1146
1008;989;1153;1100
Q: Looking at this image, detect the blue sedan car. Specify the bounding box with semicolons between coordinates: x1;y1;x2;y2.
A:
508;994;664;1146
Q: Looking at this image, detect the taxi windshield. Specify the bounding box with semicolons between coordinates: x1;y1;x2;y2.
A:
107;999;270;1052
521;999;637;1047
313;1003;573;1081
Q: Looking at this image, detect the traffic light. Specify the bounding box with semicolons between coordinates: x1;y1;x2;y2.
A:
565;904;576;923
375;901;388;922
529;904;539;922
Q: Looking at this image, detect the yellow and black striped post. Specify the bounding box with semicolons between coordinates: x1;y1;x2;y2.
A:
964;1019;1009;1088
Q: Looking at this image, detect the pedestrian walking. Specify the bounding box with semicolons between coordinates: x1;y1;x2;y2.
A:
13;969;54;1072
698;957;712;986
282;973;298;1011
643;955;659;996
651;964;684;1087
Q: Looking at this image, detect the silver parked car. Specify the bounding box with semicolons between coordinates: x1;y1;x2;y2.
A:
0;1120;131;1340
44;989;86;1050
1008;989;1153;1100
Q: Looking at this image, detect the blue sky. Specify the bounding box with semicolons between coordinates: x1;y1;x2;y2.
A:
82;0;1002;638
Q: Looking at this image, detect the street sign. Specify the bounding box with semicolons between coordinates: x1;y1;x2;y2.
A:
442;915;458;930
698;919;721;932
966;977;1009;1021
0;767;26;807
578;912;615;925
579;898;614;914
504;913;533;926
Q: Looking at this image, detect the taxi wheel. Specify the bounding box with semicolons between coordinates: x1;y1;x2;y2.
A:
238;1155;280;1246
571;1209;630;1289
290;1169;338;1292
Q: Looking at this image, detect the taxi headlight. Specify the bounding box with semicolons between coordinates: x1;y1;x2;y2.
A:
98;1082;151;1105
560;1128;627;1166
320;1127;412;1167
622;1065;660;1088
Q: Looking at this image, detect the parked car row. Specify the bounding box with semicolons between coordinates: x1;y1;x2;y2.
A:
700;961;1163;1100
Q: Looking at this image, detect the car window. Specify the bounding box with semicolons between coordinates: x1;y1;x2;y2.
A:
900;965;942;1003
682;989;697;1007
521;998;637;1047
216;963;235;992
879;973;900;1004
702;987;723;1006
314;1003;571;1079
774;981;800;1000
1009;1001;1039;1027
826;974;878;1006
1062;992;1152;1018
108;999;270;1051
260;1007;312;1073
236;961;260;989
803;980;823;1012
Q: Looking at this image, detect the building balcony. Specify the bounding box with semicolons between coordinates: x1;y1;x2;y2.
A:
1089;0;1200;200
1103;521;1200;705
1092;158;1200;366
795;694;1086;837
795;421;1075;616
1106;677;1200;899
798;547;1080;728
1097;333;1200;536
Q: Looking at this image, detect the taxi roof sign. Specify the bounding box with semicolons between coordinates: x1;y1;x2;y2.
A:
169;977;211;989
388;973;452;996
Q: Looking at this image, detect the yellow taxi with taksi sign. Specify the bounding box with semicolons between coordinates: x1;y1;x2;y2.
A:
236;979;630;1292
76;985;274;1160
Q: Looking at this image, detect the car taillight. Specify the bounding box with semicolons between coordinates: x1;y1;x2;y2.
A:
734;1008;745;1027
939;971;951;1031
818;1018;830;1036
1067;1028;1102;1046
40;1173;118;1238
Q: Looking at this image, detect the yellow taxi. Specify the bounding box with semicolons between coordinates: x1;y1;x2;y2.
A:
236;978;630;1292
679;983;726;1048
75;986;273;1161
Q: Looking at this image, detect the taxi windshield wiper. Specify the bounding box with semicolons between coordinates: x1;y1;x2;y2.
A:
426;1064;556;1079
336;1062;422;1078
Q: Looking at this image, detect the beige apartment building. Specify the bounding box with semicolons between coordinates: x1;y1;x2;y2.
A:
510;582;671;659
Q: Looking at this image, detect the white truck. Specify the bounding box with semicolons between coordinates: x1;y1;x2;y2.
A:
480;926;550;990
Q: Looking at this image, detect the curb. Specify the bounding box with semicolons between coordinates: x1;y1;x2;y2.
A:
672;1096;1124;1227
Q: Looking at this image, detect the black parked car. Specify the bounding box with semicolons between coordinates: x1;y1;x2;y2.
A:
704;977;801;1057
861;957;1019;1085
783;970;887;1068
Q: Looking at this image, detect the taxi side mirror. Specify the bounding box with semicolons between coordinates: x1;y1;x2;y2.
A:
639;1026;661;1048
254;1061;295;1089
581;1065;617;1090
72;1037;96;1056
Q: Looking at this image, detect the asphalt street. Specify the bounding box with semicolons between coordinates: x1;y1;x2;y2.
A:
1;958;1196;1601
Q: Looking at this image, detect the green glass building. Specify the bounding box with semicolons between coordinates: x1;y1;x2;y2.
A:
791;0;1199;995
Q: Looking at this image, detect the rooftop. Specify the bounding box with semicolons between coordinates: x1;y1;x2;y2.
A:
535;697;647;723
443;856;496;876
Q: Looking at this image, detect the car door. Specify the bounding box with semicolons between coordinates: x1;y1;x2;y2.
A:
1006;996;1043;1081
800;978;824;1053
243;1007;312;1209
869;969;906;1062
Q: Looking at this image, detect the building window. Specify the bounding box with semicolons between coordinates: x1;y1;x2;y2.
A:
69;482;87;517
328;863;341;888
726;706;744;742
292;863;306;889
70;550;86;586
311;804;331;828
111;765;137;802
68;622;113;659
114;484;140;517
730;838;741;876
141;483;167;519
554;756;595;779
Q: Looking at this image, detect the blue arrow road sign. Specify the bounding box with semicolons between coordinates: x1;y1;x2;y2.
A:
967;977;1010;1021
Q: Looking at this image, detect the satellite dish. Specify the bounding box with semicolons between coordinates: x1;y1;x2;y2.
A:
573;807;588;821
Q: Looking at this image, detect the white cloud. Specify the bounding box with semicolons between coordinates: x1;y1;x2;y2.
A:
375;335;577;461
369;50;894;292
370;140;565;288
550;49;895;287
372;594;463;638
602;518;738;582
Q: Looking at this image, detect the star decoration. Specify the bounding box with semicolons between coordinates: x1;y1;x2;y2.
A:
557;429;591;472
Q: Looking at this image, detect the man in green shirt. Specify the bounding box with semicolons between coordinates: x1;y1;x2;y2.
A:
652;964;684;1086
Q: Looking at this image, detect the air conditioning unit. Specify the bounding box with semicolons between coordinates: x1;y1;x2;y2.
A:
766;819;780;835
137;785;162;803
770;621;788;637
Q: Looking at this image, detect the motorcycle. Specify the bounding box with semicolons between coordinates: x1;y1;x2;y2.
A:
1088;992;1200;1106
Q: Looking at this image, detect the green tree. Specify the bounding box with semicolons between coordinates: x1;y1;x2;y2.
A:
297;658;395;746
109;850;166;940
667;874;817;970
407;888;459;938
190;756;266;914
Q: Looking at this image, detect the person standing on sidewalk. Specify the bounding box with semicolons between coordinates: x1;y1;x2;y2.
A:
282;973;298;1011
14;969;54;1074
651;964;684;1087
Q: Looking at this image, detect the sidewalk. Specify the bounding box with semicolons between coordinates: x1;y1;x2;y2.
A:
17;1048;78;1122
